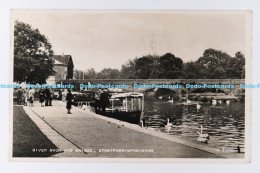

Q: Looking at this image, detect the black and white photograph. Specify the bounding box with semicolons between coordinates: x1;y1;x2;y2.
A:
10;10;251;162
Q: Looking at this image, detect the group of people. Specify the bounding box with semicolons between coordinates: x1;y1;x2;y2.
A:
94;89;110;115
65;88;110;115
16;88;35;107
16;87;110;115
38;88;55;107
16;87;56;107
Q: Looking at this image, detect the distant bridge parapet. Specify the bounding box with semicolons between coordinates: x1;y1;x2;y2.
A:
58;79;245;96
59;79;244;85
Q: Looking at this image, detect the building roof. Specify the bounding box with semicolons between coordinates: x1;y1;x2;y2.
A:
52;55;72;66
54;59;65;65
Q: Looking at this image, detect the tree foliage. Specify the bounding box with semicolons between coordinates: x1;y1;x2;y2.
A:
135;55;159;79
157;53;183;79
97;68;121;79
120;53;183;79
85;68;97;79
120;58;138;79
14;21;55;84
75;49;245;79
182;48;245;79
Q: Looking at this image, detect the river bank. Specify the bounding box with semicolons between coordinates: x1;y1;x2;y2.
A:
11;100;245;159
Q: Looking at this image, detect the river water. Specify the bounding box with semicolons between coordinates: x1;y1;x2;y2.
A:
143;98;245;153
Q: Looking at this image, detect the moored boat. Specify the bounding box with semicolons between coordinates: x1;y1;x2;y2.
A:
105;92;144;124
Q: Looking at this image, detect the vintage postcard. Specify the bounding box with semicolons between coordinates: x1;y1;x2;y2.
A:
10;10;252;162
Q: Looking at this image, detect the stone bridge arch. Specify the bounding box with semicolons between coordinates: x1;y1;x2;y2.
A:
189;88;228;95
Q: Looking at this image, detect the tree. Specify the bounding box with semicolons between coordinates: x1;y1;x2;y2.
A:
183;49;245;79
135;56;156;79
84;68;97;79
120;58;138;79
157;53;183;79
196;49;232;79
73;69;83;79
183;61;202;79
234;52;245;78
97;68;121;79
14;21;55;84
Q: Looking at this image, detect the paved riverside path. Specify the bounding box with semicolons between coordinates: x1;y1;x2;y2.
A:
26;100;222;158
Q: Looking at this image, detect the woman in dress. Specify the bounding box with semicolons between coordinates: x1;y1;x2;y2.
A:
22;88;28;106
28;88;35;107
39;89;45;107
17;88;23;105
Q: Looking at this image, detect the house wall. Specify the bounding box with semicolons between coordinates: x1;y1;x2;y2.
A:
54;65;67;80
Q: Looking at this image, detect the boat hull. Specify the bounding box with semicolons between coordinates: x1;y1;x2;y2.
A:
103;111;142;124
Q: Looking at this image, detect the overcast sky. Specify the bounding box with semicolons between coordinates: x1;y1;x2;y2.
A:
12;10;246;71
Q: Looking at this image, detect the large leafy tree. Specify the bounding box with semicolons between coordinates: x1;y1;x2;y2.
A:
120;53;183;79
84;68;97;79
182;49;245;79
196;48;231;78
195;49;245;79
14;21;55;84
135;56;157;79
157;53;183;79
183;61;202;79
120;58;138;79
234;52;245;78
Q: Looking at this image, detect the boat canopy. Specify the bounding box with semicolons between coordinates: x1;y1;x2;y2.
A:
110;92;144;99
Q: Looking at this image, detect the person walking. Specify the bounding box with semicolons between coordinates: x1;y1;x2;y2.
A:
17;88;23;105
44;88;50;106
58;89;62;100
94;89;102;114
39;89;45;107
49;88;54;106
100;89;110;115
23;88;28;106
66;89;74;114
28;88;35;107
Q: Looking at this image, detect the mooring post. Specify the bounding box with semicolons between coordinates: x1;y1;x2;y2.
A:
237;146;241;153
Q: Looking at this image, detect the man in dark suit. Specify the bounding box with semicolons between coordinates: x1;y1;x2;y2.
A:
100;89;110;115
66;89;74;114
44;88;50;106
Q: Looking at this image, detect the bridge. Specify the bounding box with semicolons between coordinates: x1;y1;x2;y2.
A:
59;79;245;97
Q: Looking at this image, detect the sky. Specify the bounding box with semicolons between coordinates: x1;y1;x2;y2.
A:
12;10;247;72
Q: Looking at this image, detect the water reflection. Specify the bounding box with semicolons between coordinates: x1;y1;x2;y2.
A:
143;97;245;153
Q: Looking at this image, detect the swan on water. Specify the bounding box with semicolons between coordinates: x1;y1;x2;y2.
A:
196;103;201;110
165;118;173;127
140;120;144;128
197;125;209;143
168;98;174;103
165;118;173;132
